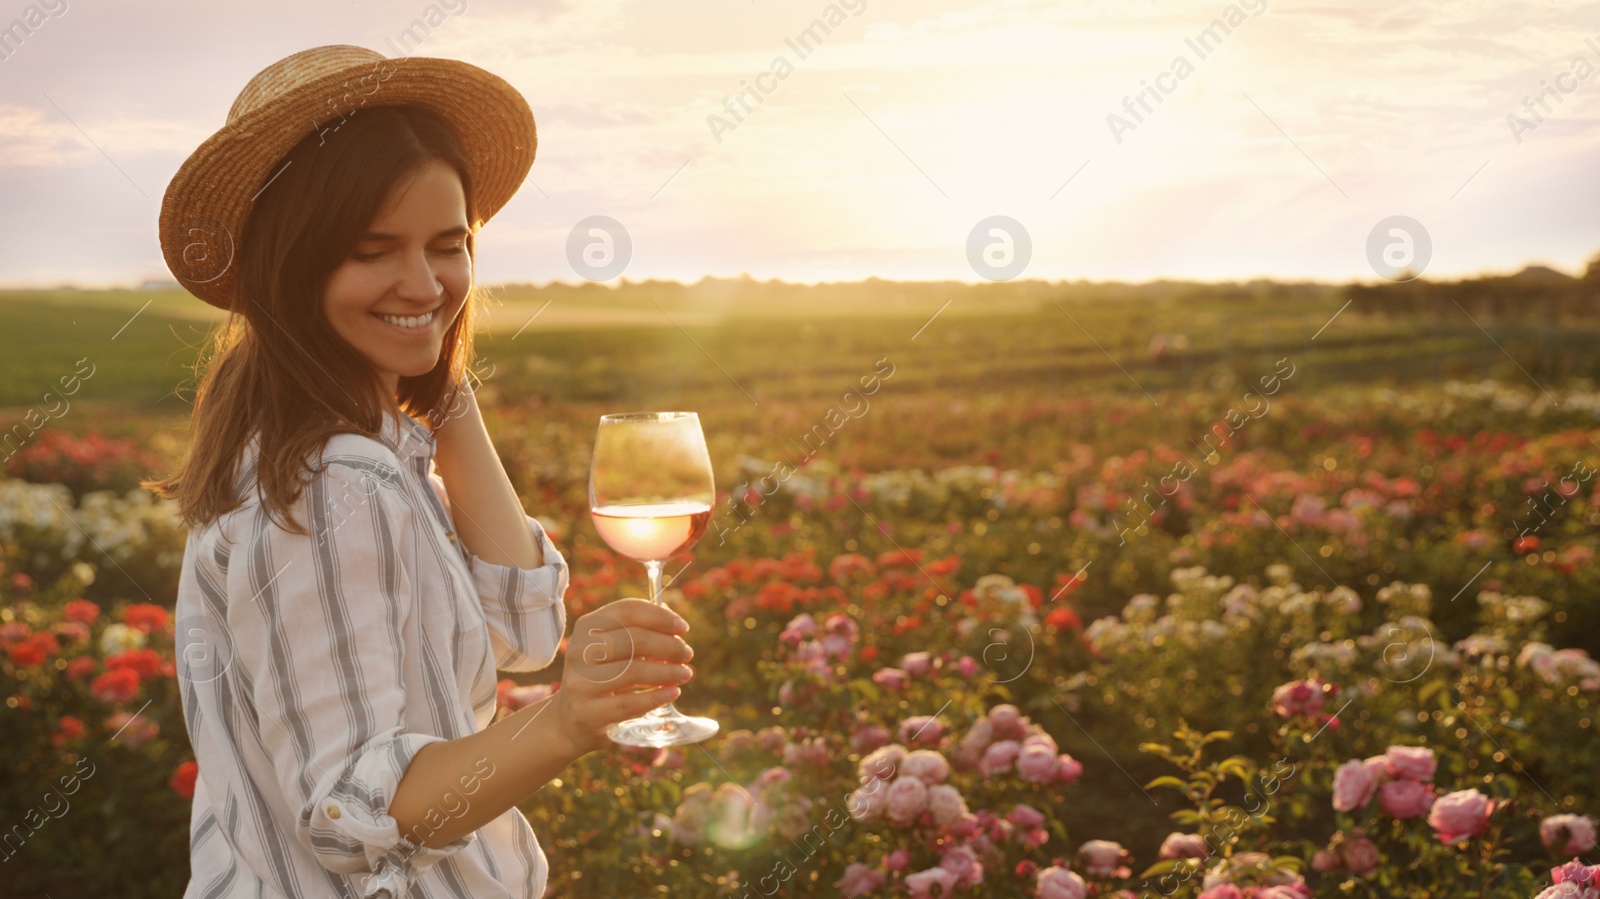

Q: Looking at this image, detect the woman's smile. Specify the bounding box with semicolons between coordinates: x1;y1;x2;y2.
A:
372;307;440;333
320;159;474;393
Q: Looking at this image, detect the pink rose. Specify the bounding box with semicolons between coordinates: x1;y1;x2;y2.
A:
1197;887;1243;899
1553;860;1600;885
927;784;968;827
884;848;911;872
1361;754;1390;787
1077;839;1131;878
756;766;792;790
859;744;905;781
847;782;888;823
784;607;819;636
949;812;980;837
901;651;935;677
1022;732;1059;754
1379;779;1434;819
902;749;950;785
1541;814;1599;856
1331;759;1377;812
1384;745;1436;782
939;845;984;887
956;655;979;677
1428;788;1492;844
1056;754;1083;784
756;726;787;753
1271;678;1327;718
873;668;910;690
1310;850;1341;872
960;718;995;755
852;724;892;755
989;703;1026;739
1339;833;1379;876
981;740;1022;775
1018;743;1061;784
823;612;857;638
1158;832;1209;860
1034;865;1087;899
1008;803;1046;829
886;774;930;827
901;715;943;746
835;862;885;898
906;867;958;899
103;711;158;747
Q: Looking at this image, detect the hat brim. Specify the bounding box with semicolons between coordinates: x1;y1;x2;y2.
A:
159;54;536;312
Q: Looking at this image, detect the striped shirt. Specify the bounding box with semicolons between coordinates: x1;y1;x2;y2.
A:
174;409;569;898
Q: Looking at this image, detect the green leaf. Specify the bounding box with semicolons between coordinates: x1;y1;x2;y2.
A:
1136;860;1180;879
1146;775;1188;792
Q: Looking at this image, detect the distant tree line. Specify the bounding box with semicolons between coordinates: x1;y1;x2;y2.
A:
1343;257;1600;323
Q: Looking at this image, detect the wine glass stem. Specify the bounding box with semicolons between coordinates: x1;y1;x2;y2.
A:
643;559;677;721
645;559;664;607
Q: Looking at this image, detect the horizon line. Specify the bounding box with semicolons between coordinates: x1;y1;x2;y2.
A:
0;260;1585;295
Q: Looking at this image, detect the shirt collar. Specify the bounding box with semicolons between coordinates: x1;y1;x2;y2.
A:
379;409;437;462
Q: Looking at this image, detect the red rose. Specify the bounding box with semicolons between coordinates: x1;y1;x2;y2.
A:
169;761;199;800
106;648;165;678
65;655;97;680
6;632;58;669
1045;606;1082;631
51;715;86;747
64;599;101;624
122;603;171;635
90;667;141;704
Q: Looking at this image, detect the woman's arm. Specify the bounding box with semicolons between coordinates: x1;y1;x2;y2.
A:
428;376;543;570
388;598;696;848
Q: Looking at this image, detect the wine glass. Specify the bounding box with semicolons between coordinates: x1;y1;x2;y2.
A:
589;411;719;746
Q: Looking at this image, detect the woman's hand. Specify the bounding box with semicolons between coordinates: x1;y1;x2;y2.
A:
555;599;696;755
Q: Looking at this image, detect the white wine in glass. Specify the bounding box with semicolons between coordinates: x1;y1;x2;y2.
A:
589;411;719;747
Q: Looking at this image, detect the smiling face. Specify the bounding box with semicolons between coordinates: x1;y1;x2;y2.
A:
321;159;473;403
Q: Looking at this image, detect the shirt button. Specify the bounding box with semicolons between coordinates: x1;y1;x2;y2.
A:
327;804;341;819
445;530;457;545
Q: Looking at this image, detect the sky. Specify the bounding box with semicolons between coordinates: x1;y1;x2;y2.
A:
3;0;1600;289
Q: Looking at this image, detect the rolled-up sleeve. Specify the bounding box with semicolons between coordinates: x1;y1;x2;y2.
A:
230;456;473;898
462;512;569;673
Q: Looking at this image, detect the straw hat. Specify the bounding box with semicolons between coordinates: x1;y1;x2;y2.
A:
159;44;536;312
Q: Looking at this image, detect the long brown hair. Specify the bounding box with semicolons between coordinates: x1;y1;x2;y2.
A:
143;104;481;537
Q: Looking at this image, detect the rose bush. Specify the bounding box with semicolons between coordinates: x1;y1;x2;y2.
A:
5;378;1600;896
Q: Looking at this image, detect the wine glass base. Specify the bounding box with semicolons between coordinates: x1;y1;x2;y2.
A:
607;707;719;747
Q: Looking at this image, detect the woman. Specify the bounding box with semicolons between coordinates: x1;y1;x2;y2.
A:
146;45;695;898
